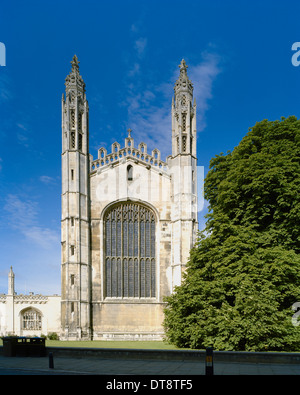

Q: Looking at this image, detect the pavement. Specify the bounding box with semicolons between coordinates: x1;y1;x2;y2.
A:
0;353;300;375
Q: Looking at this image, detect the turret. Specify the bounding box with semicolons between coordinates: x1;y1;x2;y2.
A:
172;59;197;157
8;266;15;295
61;55;91;340
62;55;89;154
169;59;198;289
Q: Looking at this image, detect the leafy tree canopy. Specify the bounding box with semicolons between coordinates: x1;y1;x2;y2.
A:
163;116;300;351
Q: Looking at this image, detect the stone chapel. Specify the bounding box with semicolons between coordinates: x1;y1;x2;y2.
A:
61;56;198;340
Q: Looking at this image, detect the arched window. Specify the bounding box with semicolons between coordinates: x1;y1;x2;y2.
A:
127;165;133;181
21;308;42;331
104;202;156;299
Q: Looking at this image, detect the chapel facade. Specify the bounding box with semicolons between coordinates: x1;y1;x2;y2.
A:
60;56;198;340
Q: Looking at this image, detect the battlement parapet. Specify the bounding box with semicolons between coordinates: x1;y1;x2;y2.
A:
90;133;168;173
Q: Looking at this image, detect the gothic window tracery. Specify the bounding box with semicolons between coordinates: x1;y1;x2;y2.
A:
104;202;156;299
71;109;75;129
78;113;82;132
21;308;42;331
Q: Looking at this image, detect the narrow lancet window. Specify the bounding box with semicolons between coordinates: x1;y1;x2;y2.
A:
78;133;82;151
127;165;133;181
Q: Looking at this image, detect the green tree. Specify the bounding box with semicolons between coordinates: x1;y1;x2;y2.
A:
163;116;300;351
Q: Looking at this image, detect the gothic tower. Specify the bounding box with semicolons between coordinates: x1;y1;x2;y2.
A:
61;55;91;340
169;59;198;288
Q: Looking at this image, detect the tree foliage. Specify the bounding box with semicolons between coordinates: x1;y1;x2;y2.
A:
163;116;300;351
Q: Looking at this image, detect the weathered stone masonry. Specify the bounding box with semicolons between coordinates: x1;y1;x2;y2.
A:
61;56;198;340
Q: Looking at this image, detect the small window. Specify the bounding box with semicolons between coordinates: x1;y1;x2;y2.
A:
71;217;74;226
78;113;82;131
71;109;75;129
182;113;187;132
71;302;74;313
70;245;75;255
78;133;82;151
70;132;75;149
71;169;74;180
182;136;187;152
127;165;133;181
70;274;75;286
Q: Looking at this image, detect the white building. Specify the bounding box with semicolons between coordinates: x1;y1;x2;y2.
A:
60;56;199;340
0;267;60;337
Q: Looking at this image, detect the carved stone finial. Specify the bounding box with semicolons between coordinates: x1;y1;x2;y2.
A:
71;54;79;65
127;128;132;138
179;59;188;73
70;54;80;73
174;58;193;96
65;55;85;93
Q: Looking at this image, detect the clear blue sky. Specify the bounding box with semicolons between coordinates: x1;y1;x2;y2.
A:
0;0;299;294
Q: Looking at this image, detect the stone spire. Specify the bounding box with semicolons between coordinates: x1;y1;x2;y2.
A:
8;266;15;295
171;59;196;156
62;55;89;153
174;59;193;100
65;54;86;96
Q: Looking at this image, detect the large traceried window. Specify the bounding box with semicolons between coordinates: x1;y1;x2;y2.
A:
22;308;42;331
104;202;156;299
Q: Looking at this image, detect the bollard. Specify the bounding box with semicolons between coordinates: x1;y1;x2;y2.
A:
49;352;54;369
205;347;214;375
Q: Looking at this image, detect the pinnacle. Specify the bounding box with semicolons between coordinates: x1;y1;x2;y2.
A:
174;58;193;95
72;54;79;64
65;54;85;92
71;54;80;72
179;59;188;72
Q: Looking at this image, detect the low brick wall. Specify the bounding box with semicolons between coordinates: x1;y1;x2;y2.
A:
44;347;300;364
1;345;300;364
45;347;201;361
